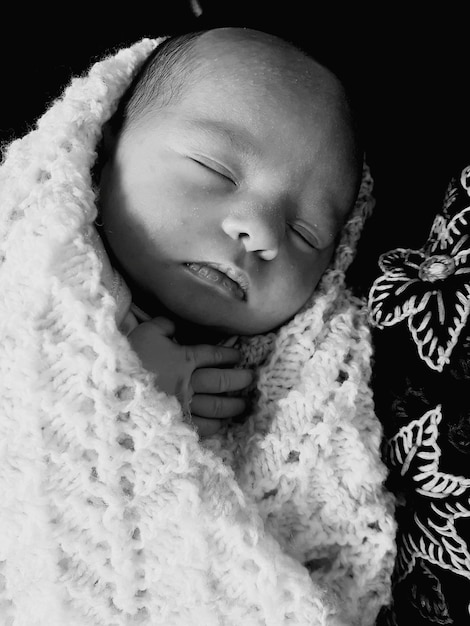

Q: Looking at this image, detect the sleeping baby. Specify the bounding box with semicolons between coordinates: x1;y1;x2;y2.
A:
92;26;362;437
0;25;397;625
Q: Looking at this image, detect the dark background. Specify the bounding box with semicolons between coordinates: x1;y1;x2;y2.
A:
1;1;468;292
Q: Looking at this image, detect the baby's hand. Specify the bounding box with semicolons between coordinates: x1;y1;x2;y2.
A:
128;317;253;437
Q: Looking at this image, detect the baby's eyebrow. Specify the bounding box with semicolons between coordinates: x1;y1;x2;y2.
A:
180;118;259;158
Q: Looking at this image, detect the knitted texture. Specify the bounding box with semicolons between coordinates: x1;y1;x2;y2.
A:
0;38;395;625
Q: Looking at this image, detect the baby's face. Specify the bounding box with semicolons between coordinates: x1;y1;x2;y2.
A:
99;36;360;336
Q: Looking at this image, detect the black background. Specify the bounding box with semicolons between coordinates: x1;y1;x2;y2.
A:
1;1;468;292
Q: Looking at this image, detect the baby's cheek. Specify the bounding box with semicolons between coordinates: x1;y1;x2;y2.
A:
274;271;312;316
291;259;317;291
292;265;325;310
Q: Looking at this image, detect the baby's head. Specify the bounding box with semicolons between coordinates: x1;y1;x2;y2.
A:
97;27;362;338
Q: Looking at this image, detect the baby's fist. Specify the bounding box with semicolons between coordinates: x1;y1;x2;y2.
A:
128;317;253;437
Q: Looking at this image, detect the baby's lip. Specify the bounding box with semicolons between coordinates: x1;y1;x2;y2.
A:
184;261;249;300
206;262;250;295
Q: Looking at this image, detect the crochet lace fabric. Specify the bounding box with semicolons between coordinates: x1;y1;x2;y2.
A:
0;38;395;625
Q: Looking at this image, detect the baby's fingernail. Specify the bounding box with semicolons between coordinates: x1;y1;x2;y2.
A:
219;335;238;348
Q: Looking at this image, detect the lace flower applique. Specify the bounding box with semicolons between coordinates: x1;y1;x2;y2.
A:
369;169;470;372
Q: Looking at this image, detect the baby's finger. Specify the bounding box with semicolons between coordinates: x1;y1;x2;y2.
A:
190;344;241;368
191;368;253;394
190;394;247;419
148;316;176;337
191;416;223;438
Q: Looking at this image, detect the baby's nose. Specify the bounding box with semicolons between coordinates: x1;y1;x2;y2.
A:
221;205;282;260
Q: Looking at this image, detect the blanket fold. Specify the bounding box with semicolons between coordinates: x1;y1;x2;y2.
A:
0;38;395;625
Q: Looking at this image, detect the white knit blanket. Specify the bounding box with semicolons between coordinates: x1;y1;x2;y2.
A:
0;38;396;625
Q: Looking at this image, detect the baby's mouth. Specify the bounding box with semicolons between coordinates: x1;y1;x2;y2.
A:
184;262;248;301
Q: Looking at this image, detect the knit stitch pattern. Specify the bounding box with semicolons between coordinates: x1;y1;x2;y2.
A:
0;38;395;625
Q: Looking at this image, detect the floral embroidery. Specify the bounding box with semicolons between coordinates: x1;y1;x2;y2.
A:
461;166;470;198
386;406;470;581
374;164;470;624
368;173;470;371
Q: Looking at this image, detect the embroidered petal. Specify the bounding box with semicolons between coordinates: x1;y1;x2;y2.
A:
428;206;470;253
369;273;429;327
408;280;470;371
386;406;442;478
378;248;425;274
460;165;470;197
452;232;470;269
414;509;470;579
387;406;470;582
387;404;470;496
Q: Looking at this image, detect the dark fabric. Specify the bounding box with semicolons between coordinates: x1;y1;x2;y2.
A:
369;162;470;625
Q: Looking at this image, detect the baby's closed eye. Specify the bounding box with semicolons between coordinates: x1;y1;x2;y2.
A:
288;222;319;249
189;156;237;186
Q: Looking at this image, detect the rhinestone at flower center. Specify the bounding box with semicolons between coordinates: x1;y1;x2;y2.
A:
418;254;456;282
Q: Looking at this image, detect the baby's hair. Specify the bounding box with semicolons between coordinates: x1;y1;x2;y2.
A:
109;31;205;135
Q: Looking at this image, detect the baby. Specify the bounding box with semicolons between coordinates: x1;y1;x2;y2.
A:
0;28;396;624
95;27;363;436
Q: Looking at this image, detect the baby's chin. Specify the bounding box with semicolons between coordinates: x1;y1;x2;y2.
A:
169;305;292;345
130;281;291;341
147;300;281;343
161;307;257;342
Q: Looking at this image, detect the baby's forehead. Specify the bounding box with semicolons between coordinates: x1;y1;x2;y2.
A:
180;40;351;149
189;28;339;100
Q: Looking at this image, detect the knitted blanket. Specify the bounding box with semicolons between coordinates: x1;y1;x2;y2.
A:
0;38;396;625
